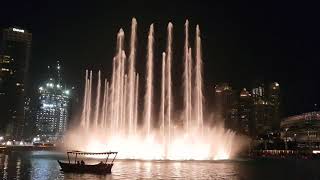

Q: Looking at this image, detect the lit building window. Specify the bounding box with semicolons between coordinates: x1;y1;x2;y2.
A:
1;68;10;72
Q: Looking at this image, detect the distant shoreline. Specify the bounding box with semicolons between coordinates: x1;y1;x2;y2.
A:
0;145;61;153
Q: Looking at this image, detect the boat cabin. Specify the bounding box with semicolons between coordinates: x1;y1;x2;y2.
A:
58;150;118;174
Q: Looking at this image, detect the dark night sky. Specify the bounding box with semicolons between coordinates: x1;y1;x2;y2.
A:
1;0;320;117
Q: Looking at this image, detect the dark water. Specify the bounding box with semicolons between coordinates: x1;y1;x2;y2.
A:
0;151;320;180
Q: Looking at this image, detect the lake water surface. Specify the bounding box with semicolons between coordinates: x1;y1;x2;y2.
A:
0;151;319;179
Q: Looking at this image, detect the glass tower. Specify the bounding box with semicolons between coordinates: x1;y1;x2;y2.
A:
35;61;70;141
0;27;32;139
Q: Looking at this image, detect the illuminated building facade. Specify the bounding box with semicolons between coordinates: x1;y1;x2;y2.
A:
214;83;235;128
251;82;280;135
35;61;71;140
0;27;32;138
218;82;280;137
269;82;280;129
252;99;274;135
252;83;265;100
281;111;320;147
238;88;253;135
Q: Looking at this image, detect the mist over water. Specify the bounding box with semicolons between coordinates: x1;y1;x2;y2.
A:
65;18;247;160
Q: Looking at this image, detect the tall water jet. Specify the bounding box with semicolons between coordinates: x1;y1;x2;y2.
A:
94;70;101;127
85;79;89;128
187;47;192;130
86;70;93;129
110;58;116;133
101;79;106;127
114;57;120;131
105;81;109;128
161;52;166;138
123;74;128;133
128;18;137;134
101;79;109;128
81;70;88;127
119;51;126;131
166;22;173;143
134;73;139;135
195;25;203;133
183;20;191;133
71;19;242;161
114;29;124;131
144;24;154;135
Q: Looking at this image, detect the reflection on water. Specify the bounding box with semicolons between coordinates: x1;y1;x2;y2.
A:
0;151;320;179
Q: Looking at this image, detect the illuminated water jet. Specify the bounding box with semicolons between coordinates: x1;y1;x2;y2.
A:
143;24;154;136
94;70;101;127
68;18;245;160
128;18;137;135
166;22;173;145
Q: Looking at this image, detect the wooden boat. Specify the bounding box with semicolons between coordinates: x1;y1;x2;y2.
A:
58;150;118;174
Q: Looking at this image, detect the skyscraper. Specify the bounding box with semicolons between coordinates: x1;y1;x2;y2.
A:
0;27;32;139
269;82;280;129
214;83;234;127
238;88;253;135
252;83;265;102
251;82;279;135
35;61;71;141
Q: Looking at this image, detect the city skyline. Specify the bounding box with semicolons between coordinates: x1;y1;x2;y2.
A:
0;1;320;179
0;1;319;117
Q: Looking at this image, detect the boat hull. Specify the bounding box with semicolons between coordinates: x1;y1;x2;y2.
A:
58;160;113;174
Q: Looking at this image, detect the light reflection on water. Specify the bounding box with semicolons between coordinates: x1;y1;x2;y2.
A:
0;151;320;179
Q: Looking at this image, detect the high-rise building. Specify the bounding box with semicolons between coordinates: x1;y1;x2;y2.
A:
238;88;253;135
35;61;71;141
252;98;274;135
227;104;239;131
269;82;280;129
252;83;265;102
214;83;234;128
0;27;32;139
0;55;13;135
251;82;280;136
216;82;280;137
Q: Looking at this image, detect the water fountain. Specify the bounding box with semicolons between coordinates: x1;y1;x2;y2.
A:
70;18;241;160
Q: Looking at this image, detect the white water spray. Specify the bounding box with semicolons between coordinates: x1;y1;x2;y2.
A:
72;19;243;160
144;24;154;135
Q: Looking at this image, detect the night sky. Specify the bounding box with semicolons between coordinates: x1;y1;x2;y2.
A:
1;1;319;117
